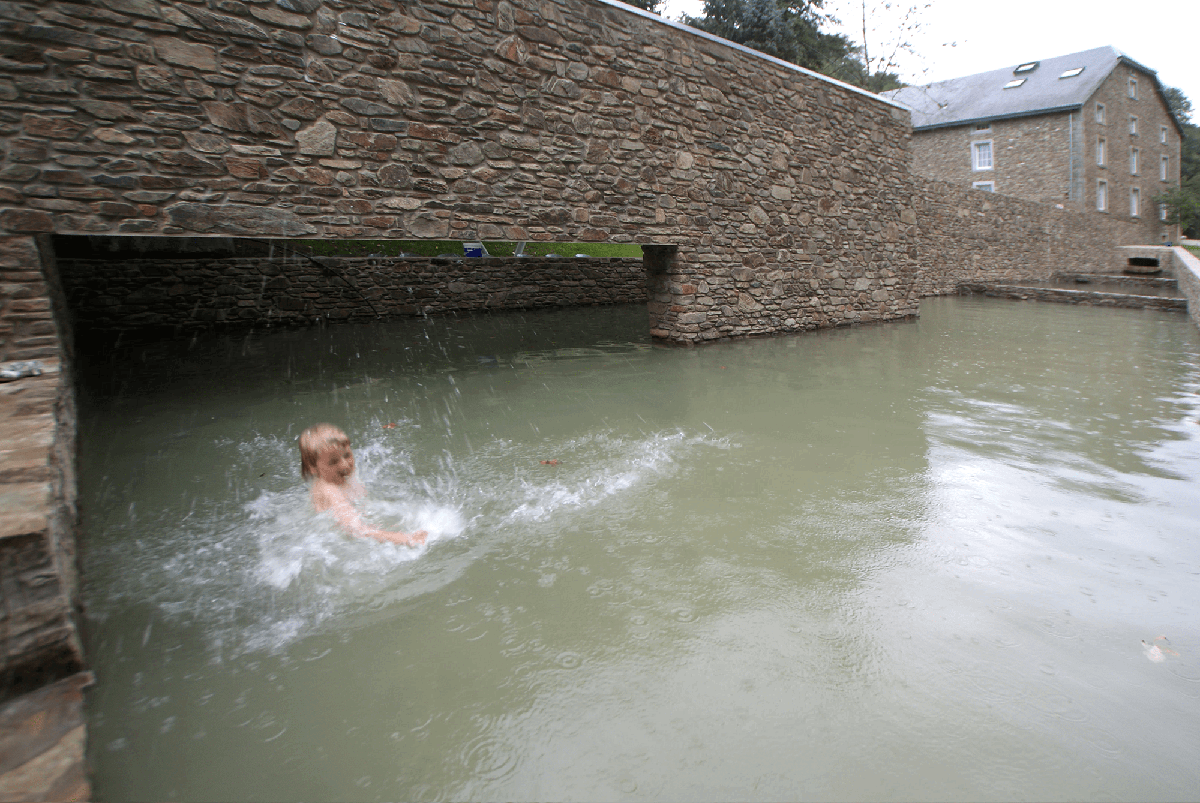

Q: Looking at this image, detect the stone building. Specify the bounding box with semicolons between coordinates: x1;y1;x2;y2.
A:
886;47;1183;242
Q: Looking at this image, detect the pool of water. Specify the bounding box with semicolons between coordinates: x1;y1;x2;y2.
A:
77;297;1200;801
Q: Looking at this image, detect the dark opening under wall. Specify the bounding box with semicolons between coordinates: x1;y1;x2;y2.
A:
52;236;650;345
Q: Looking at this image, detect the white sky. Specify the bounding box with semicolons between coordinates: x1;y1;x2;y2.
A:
656;0;1199;121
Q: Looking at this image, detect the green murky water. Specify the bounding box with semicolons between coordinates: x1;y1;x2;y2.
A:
78;297;1200;801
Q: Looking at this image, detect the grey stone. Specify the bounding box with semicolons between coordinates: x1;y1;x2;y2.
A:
276;0;322;12
305;35;341;56
296;119;336;155
181;8;270;40
152;38;219;72
340;98;393;117
165;203;317;236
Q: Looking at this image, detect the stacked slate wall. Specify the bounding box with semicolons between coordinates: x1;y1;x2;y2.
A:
58;254;648;335
0;235;83;702
0;0;928;344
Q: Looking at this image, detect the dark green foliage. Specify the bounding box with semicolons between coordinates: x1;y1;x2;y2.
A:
1156;87;1200;238
620;0;664;14
682;0;901;93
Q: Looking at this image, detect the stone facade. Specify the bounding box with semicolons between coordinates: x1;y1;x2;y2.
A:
1082;64;1181;240
907;64;1181;243
911;113;1078;206
58;253;649;336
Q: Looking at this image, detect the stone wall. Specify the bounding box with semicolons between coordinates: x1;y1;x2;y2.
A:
905;62;1180;244
910;113;1079;208
910;178;1152;297
1081;63;1181;239
0;0;927;343
0;235;84;703
58;253;649;336
1173;247;1200;331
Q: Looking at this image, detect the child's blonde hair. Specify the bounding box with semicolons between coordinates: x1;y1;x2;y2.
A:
299;423;349;479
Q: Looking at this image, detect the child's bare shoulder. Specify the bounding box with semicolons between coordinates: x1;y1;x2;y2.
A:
310;480;345;512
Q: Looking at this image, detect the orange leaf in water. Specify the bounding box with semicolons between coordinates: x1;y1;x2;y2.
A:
382;423;398;429
540;459;560;465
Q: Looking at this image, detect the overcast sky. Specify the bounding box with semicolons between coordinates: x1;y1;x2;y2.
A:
656;0;1199;121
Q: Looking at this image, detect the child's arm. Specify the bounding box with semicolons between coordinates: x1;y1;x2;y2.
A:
313;484;427;547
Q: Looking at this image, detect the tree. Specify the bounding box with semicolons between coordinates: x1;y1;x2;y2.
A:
683;0;799;64
680;0;916;93
1155;87;1200;238
622;0;664;13
1163;86;1193;124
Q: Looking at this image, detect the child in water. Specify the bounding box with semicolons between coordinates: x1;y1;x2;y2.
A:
299;423;427;547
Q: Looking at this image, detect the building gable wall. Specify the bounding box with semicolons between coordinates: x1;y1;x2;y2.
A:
906;60;1179;242
1080;63;1182;238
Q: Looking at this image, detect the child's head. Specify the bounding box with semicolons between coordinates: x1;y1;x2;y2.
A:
299;423;353;482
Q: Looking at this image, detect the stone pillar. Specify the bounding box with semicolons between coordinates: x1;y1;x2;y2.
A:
645;244;684;342
0;235;84;702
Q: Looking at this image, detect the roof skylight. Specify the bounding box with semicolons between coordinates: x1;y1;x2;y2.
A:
1014;62;1039;74
1059;67;1085;78
1003;79;1026;89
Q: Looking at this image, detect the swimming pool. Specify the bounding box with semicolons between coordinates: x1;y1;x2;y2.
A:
78;297;1200;801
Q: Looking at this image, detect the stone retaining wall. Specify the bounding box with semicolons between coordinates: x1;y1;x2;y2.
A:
0;235;83;704
58;253;648;337
910;180;1151;297
0;0;927;343
956;282;1187;312
1172;247;1200;330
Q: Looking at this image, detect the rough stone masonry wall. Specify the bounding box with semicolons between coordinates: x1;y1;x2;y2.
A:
0;0;925;345
910;178;1152;297
0;234;84;702
911;114;1079;208
58;253;648;335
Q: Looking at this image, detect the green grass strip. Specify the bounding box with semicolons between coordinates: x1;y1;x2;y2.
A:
289;240;643;259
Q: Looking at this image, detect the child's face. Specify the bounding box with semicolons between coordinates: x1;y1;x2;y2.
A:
314;439;355;485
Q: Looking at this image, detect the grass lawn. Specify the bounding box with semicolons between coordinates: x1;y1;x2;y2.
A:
289;239;642;259
1186;245;1200;258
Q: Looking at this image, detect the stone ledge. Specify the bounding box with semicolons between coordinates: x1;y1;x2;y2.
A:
0;671;92;803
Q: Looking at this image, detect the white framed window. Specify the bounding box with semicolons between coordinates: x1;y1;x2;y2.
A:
1160;203;1169;222
972;140;993;171
972;180;995;192
1014;61;1038;74
1095;103;1106;124
1161;125;1168;145
1059;66;1084;79
1161;155;1169;181
1096;137;1106;166
1130;187;1140;217
1129;77;1138;99
1003;78;1026;89
974;122;991;132
1130;116;1138;136
1097;180;1108;211
1130;147;1139;174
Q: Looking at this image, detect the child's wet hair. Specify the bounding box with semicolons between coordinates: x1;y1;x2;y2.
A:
299;423;349;479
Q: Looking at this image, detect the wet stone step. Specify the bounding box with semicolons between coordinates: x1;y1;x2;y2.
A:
957;282;1188;311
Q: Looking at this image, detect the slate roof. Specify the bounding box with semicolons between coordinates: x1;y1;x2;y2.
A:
883;46;1175;132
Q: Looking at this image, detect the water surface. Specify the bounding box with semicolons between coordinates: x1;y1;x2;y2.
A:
78;298;1200;801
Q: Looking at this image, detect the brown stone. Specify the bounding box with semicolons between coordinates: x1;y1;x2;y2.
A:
152;37;219;72
0;211;54;233
20;116;86;141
